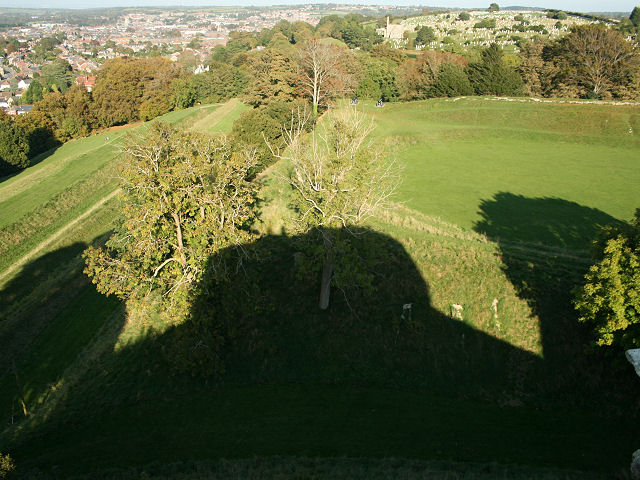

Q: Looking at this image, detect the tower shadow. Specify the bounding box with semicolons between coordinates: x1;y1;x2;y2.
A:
473;192;637;396
2;227;637;475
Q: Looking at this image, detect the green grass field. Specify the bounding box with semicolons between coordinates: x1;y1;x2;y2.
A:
1;97;639;478
361;97;640;245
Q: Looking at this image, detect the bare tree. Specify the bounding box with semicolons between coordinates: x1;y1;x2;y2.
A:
274;107;400;309
298;39;352;116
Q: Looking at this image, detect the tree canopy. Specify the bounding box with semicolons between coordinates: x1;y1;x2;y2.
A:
279;108;399;309
84;122;259;317
550;24;640;98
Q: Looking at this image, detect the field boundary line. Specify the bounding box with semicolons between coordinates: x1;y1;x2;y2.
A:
446;96;640;107
0;188;121;285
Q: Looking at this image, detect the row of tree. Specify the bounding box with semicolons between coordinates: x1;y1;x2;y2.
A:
3;17;639;177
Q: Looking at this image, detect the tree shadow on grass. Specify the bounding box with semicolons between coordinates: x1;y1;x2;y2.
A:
473;192;638;396
0;242;89;373
3;228;637;476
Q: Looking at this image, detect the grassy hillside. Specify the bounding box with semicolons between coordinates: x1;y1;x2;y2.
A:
1;98;639;478
0;101;242;457
362;97;640;243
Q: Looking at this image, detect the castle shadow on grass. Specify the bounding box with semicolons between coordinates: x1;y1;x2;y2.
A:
2;226;638;474
473;192;637;390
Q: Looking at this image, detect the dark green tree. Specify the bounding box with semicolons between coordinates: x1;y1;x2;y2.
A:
244;48;298;107
466;43;523;96
40;58;73;93
355;57;399;101
0;120;30;175
630;6;640;27
429;63;473;97
22;78;44;104
230;101;308;175
415;25;436;45
14;110;59;157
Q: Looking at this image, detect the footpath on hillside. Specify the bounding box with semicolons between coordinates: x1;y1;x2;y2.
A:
0;188;121;285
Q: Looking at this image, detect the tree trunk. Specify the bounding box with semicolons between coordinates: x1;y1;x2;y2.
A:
318;233;333;310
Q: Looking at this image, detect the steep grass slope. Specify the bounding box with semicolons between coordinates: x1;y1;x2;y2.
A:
0;101;239;446
1;98;638;478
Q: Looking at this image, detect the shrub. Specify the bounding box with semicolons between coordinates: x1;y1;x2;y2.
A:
474;18;496;29
0;453;15;479
574;210;640;350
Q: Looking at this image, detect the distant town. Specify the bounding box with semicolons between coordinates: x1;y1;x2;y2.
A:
0;4;423;115
0;4;632;115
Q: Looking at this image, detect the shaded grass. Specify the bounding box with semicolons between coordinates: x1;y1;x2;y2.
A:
10;384;632;476
65;456;615;480
4;224;635;476
0;100;247;427
0;197;120;383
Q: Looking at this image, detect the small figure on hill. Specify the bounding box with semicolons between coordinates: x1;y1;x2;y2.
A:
351;96;358;105
376;99;384;107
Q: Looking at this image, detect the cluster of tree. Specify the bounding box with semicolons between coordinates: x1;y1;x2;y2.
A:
0;35;23;54
0;109;58;176
546;10;569;20
618;6;640;37
316;14;383;50
7;13;640;178
30;33;66;62
84;108;397;375
394;45;522;100
0;57;201;175
520;24;640;99
20;59;75;102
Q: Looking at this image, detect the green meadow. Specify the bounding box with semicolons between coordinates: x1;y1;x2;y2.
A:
362;97;640;242
1;98;639;478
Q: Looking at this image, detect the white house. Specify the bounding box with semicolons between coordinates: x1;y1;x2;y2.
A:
17;78;32;90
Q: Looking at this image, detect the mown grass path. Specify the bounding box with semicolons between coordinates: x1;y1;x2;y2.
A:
0;188;121;286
